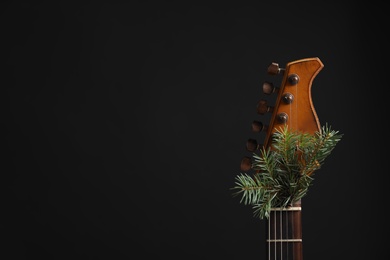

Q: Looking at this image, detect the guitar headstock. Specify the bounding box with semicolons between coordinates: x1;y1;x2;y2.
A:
241;57;324;171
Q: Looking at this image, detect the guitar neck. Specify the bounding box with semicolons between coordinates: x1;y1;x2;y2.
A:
267;200;303;260
235;58;334;259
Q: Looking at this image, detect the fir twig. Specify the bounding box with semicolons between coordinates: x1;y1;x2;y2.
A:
231;124;343;219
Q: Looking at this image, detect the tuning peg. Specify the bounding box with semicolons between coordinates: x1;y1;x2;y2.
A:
277;112;288;124
240;156;252;171
252;120;268;132
262;81;279;95
246;138;262;152
257;100;274;115
282;93;294;104
267;62;285;75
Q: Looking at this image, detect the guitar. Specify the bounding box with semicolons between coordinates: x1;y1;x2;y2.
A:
240;57;324;260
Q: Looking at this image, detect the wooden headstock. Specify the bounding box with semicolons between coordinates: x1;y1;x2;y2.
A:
241;57;324;171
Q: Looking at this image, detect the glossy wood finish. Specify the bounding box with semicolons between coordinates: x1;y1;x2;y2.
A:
263;58;324;149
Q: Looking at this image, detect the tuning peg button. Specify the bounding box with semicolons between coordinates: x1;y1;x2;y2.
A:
267;62;285;75
277;112;288;123
282;93;294;104
262;81;279;95
240;156;252;171
252;120;268;132
246;139;258;152
257;100;274;115
288;73;300;85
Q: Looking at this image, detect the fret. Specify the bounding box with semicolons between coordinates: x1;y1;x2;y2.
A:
270;206;301;211
267;239;302;243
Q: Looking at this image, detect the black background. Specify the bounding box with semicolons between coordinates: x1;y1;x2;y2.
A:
3;1;388;259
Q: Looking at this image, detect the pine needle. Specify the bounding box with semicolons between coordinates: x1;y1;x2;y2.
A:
231;124;343;219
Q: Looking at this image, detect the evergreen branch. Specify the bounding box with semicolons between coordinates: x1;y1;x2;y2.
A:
232;123;342;219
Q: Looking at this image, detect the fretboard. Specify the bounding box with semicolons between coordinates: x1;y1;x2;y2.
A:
267;201;302;260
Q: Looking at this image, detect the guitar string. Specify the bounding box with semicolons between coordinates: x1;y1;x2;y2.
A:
281;71;297;260
290;208;295;255
285;208;289;260
289;71;298;260
268;213;271;260
292;76;299;260
274;209;276;260
290;72;299;260
279;73;298;260
280;208;283;260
